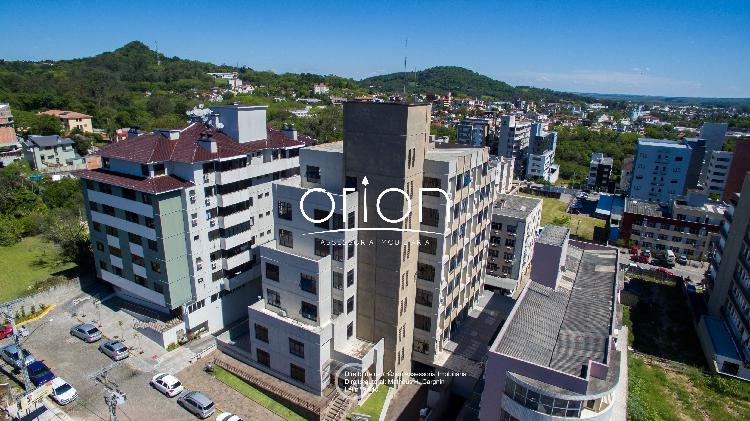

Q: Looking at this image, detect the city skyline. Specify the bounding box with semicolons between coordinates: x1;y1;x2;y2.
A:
1;0;749;98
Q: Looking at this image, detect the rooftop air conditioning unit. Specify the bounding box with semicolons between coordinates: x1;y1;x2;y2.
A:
278;309;288;318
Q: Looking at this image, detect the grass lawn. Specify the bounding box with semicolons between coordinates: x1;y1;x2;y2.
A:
351;384;389;420
213;366;306;421
624;276;750;420
519;193;606;241
0;236;76;303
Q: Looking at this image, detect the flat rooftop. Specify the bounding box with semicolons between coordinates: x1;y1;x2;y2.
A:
638;138;688;149
493;246;617;381
307;141;343;153
425;146;480;162
492;194;542;220
625;198;666;217
538;225;569;247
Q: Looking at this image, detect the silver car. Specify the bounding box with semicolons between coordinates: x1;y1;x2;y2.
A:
70;323;102;343
0;344;35;370
98;340;129;361
178;391;215;419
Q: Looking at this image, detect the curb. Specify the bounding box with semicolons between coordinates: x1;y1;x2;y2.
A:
18;304;56;326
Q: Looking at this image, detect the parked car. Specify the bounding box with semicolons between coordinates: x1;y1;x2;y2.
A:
70;323;102;343
656;267;674;276
150;373;184;397
49;377;78;405
26;361;55;386
1;344;35;370
0;325;13;340
641;249;652;258
216;413;243;421
677;255;688;265
98;340;129;361
178;391;215;419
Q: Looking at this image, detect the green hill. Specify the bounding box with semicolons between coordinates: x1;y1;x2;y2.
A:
360;66;588;102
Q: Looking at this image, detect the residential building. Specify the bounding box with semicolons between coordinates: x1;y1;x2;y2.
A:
313;83;329;95
76;104;310;343
526;123;559;183
620;193;724;259
619;156;634;193
0;103;20;167
722;140;750;203
38;109;93;133
21;135;84;170
497;115;530;175
479;229;624;420
456;118;490;147
701;150;733;197
700;173;750;380
587;153;613;192
492;156;515;194
485;194;542;295
700;122;729;153
628;138;693;203
342;101;495;382
246;141;384;397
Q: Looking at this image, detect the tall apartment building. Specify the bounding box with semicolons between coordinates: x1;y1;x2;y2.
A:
456;117;491;147
77;105;309;342
619;156;634;193
587;153;613;192
701;150;733;197
700;173;750;380
480;231;624;420
246;142;384;396
722;139;750;202
629;138;693;203
526;123;559;183
492;156;515;194
700;122;729;153
497;115;530;175
620;193;724;259
485;194;542;295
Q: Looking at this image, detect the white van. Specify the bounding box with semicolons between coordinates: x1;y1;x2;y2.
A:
666;250;676;264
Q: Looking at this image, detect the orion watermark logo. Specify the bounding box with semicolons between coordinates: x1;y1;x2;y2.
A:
299;176;455;236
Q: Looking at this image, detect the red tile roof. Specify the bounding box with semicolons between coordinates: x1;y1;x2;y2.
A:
97;123;309;164
38;109;92;120
0;126;17;146
75;169;194;194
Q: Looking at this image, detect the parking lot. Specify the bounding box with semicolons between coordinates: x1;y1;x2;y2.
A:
1;290;255;420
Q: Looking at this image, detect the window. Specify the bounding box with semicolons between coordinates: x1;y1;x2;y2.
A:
422;207;439;227
332;213;344;230
491;222;503;231
347;211;356;228
313;209;330;230
333;299;343;315
122;189;136;200
301;302;317;321
277;201;293;220
314;238;329;257
102;158;110;169
147;239;158;251
92;222;101;232
150;261;161;273
102;205;115;216
154;283;164;294
416;289;433;307
96;241;104;251
348;241;355;259
128;233;142;244
415;314;431;331
99;260;107;270
267;289;281;307
347;270;354;287
290;364;305;383
134;275;146;286
257;349;270;367
255;324;269;342
332;244;344;261
413;339;429;354
125;211;139;223
332;272;344;290
145;217;155;228
347;322;353;339
132;255;145;267
266;263;279;282
419;235;437;255
300;274;317;295
345;176;357;190
153;163;165;176
417;263;435;282
347;297;354;314
289;338;305;358
306;165;320;183
279;229;293;248
108;246;121;258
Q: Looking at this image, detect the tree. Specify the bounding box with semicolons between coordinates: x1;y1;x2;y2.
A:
39;207;89;262
12;110;62;136
147;95;174;117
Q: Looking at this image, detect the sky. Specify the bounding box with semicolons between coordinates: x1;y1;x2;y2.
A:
1;0;749;98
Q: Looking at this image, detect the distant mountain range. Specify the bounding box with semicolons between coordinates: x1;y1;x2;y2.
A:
360;66;589;102
578;92;750;108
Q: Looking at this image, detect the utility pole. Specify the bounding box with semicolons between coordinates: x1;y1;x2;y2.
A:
88;362;126;421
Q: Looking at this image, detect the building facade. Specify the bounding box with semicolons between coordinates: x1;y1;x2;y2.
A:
21;135;84;170
38;109;93;133
486;194;542;295
588;153;613;192
722;140;750;203
77;105;309;342
629;138;693;203
701;150;733;197
479;233;623;421
619;156;634;194
526;123;559;183
497;115;530;175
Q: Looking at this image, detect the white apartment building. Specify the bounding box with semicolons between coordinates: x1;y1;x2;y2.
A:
485;194;543;296
497;115;530;175
526;123;559;183
701;150;733;197
491;156;515;194
78;105;311;346
247;142;383;397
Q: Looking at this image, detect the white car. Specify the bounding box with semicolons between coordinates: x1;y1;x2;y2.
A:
49;377;78;405
150;372;184;397
216;413;243;421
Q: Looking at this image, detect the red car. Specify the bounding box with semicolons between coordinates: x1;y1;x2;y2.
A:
656;267;673;276
0;325;13;340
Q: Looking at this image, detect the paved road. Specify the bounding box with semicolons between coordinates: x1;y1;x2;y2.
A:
622;255;708;282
